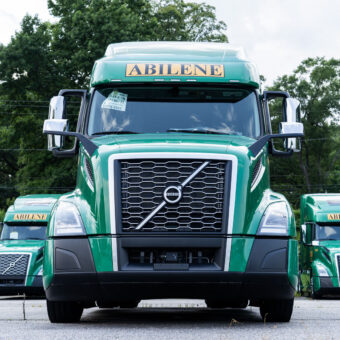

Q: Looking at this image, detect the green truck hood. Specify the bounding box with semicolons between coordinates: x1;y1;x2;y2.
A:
92;133;254;151
0;240;44;254
54;133;289;236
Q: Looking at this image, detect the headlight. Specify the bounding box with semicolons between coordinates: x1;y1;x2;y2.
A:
54;202;85;236
258;202;289;235
315;264;329;277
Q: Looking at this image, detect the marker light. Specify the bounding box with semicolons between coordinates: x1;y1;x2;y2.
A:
54;202;85;236
258;202;289;235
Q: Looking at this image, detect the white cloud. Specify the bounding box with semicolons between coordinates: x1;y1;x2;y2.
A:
190;0;340;85
0;0;53;45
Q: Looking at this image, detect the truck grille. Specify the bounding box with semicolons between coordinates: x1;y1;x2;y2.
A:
120;159;228;232
0;254;30;276
337;255;340;277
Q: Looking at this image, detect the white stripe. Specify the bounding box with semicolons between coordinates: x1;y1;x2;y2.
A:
108;152;238;272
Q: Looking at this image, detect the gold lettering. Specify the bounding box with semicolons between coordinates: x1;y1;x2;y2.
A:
328;213;340;220
145;64;157;75
126;63;224;77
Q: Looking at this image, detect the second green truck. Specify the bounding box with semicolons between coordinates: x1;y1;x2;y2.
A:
300;194;340;298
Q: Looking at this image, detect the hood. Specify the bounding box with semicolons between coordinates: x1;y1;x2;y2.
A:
0;240;44;254
91;133;255;158
67;132;273;237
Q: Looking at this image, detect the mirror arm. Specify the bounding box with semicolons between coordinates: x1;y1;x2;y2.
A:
44;130;98;156
249;133;304;157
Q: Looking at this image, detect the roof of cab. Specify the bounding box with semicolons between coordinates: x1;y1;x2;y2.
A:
90;41;260;88
301;194;340;223
4;194;61;223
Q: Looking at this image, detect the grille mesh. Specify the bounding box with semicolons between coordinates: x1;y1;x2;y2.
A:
0;254;30;276
120;159;227;232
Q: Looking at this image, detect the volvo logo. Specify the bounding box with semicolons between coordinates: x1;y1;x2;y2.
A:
163;186;182;204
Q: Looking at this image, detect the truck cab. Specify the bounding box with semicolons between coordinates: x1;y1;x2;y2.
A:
0;195;59;296
300;194;340;298
42;42;304;323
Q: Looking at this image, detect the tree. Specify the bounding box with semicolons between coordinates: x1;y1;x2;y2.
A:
0;0;228;210
269;57;340;206
47;0;227;87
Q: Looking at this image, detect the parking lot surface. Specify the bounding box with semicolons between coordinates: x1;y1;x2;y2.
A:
0;297;339;339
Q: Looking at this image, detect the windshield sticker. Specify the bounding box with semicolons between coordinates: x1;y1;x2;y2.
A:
101;91;127;111
328;213;340;220
126;63;224;78
14;213;48;221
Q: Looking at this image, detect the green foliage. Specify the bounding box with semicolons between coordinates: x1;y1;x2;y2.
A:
269;57;340;207
0;0;227;210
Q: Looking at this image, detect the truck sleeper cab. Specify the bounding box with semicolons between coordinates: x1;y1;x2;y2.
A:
0;195;60;296
42;42;303;323
300;194;340;298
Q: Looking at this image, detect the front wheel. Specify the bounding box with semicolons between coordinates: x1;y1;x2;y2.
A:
259;298;294;322
47;300;84;323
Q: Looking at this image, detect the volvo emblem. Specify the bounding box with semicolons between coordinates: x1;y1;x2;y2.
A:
163;186;182;204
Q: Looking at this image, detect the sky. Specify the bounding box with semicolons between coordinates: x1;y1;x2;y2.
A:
0;0;339;85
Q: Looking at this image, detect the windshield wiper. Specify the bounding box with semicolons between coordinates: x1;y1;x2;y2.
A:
167;128;230;135
92;131;139;136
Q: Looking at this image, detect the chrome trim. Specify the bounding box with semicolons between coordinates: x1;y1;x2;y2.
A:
108;152;238;272
135;161;210;230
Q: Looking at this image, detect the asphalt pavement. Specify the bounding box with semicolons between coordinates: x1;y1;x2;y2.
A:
0;297;339;340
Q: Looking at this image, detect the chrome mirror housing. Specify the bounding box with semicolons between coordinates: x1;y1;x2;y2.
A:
49;96;65;119
281;98;303;152
43;119;68;150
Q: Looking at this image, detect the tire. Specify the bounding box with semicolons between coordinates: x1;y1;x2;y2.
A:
259;298;294;322
47;300;84;323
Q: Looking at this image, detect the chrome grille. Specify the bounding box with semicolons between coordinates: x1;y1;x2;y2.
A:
0;254;30;276
120;159;227;232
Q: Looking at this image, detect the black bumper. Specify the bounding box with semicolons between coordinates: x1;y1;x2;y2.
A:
46;271;295;302
0;275;44;297
46;237;295;302
317;277;340;297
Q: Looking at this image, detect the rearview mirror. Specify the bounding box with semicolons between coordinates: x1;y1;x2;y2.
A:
282;98;302;152
43;119;69;150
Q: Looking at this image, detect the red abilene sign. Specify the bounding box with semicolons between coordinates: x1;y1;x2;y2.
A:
126;63;225;78
14;213;48;221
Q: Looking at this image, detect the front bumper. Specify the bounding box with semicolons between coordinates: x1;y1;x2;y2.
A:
46;271;294;302
315;277;340;297
45;237;295;302
0;275;44;296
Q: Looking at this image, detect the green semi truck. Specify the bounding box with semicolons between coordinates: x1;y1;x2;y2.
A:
0;194;59;296
300;194;340;298
42;42;304;323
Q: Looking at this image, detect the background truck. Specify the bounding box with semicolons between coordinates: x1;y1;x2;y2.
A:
300;194;340;298
42;42;303;323
0;194;59;296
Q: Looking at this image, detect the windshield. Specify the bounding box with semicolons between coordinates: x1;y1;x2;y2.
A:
315;223;340;241
0;224;47;241
87;86;261;138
